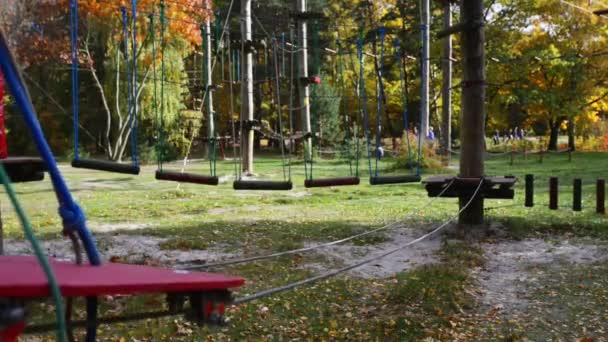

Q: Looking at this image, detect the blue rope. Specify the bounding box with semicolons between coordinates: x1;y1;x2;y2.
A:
394;39;413;172
357;35;373;178
121;7;133;166
70;0;79;161
130;0;139;167
0;13;101;266
374;27;386;178
0;24;102;342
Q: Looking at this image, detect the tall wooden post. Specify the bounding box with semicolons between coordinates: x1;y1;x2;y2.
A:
441;2;452;156
297;0;313;160
241;0;254;174
458;0;486;225
421;0;431;137
204;0;215;160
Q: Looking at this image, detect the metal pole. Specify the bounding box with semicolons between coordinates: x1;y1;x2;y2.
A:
458;0;486;225
241;0;254;174
441;2;452;156
297;0;313;160
420;0;430;137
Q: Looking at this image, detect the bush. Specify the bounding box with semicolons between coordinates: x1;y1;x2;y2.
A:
393;132;443;171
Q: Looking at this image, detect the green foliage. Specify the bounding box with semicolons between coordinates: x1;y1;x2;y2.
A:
310;79;343;147
393;132;443;171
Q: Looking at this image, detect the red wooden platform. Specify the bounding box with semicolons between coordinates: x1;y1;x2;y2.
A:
0;256;244;299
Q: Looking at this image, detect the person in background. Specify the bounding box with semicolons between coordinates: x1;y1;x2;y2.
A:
427;126;435;140
493;130;501;145
376;145;384;160
518;127;525;140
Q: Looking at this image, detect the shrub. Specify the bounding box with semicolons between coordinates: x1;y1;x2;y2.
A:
393;132;443;171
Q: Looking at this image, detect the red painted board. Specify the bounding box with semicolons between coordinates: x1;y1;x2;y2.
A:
0;256;244;298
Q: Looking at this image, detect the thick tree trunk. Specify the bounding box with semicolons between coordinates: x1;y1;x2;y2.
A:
567;120;575;151
459;0;486;225
548;119;561;151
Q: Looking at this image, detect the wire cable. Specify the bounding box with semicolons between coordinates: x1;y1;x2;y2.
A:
183;179;455;270
232;179;485;305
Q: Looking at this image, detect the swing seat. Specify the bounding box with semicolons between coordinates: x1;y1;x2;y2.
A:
0;157;45;183
423;176;517;199
0;256;245;338
370;174;421;185
233;180;293;191
71;158;140;175
0;256;244;298
304;176;360;188
156;170;219;186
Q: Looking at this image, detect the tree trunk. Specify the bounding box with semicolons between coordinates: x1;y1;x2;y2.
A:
459;0;486;225
548;119;561;151
567;120;575;151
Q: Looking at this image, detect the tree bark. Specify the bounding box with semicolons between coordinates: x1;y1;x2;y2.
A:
567;120;575;151
548;118;562;151
459;0;486;225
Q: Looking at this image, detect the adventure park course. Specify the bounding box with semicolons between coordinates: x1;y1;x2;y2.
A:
0;0;607;340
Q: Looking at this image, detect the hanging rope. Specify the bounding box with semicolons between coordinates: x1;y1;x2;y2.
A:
394;39;414;172
70;0;79;161
130;0;139;167
336;39;358;177
0;165;67;341
373;27;387;178
358;30;374;178
272;38;289;181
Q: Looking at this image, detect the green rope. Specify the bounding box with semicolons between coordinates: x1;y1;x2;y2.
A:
0;164;67;342
202;24;218;177
158;0;167;170
337;39;357;177
149;14;162;171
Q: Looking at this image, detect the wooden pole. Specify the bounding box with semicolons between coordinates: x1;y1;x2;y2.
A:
441;2;452;158
297;0;313;160
597;179;605;214
549;177;558;210
458;0;486;225
573;178;582;212
241;0;254;175
525;174;534;208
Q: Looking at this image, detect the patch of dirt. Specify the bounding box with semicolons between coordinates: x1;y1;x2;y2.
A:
207;207;234;215
474;238;608;314
89;222;151;233
305;224;442;278
4;234;235;266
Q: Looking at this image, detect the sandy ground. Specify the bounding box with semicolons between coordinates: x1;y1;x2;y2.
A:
474;237;608;314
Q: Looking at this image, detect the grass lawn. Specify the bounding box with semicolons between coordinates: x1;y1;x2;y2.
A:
2;151;607;340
